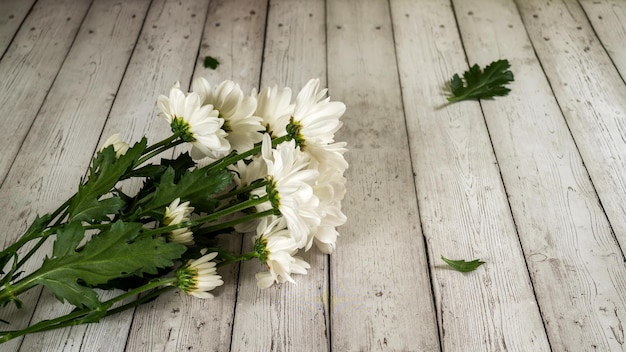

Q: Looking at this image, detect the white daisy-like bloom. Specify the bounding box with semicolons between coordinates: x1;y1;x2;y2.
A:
305;169;347;253
252;134;321;248
100;133;130;158
192;78;264;153
157;84;230;160
228;155;267;189
289;79;345;144
253;85;294;137
253;217;310;288
227;156;269;233
168;228;194;246
163;198;195;246
286;79;348;174
176;251;223;298
306;141;349;174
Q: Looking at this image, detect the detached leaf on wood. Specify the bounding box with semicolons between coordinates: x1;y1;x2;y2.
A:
441;256;485;272
204;56;220;70
447;59;514;103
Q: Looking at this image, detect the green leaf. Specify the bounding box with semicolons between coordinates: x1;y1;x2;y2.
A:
203;56;220;70
441;256;485;272
35;221;186;308
68;138;147;222
52;221;85;259
446;59;514;102
0;214;51;272
69;197;124;223
141;167;232;215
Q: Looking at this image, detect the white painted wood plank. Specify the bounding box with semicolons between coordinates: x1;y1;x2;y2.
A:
230;0;331;351
579;0;626;76
195;0;266;93
453;0;626;350
97;1;210;351
515;0;626;261
390;0;550;350
326;1;440;350
0;0;91;186
123;0;267;351
0;1;150;351
0;0;36;57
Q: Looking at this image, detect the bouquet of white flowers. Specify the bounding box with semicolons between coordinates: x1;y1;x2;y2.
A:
0;78;347;343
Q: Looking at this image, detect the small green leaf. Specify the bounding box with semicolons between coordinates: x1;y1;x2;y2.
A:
203;56;220;70
441;256;485;272
446;59;514;103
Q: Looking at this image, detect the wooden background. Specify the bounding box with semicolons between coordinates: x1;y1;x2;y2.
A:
1;0;626;351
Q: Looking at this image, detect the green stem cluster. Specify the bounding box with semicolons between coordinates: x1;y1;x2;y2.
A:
0;131;282;343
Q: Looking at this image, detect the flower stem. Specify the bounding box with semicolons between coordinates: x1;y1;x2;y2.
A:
140;195;270;238
195;209;275;236
215;179;268;200
216;251;259;268
0;277;177;343
143;133;181;154
136;139;185;166
205;135;289;173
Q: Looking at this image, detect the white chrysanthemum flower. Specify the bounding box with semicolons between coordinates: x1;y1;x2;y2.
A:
192;78;264;152
253;217;310;288
229;155;267;188
168;228;195;247
286;79;348;173
176;251;223;298
305;169;347;253
100;133;130;158
163;198;195;246
252;134;321;248
289;79;345;144
253;85;294;137
306;141;349;174
157;84;230;159
227;156;269;233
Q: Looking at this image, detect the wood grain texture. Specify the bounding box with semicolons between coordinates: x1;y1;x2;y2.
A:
327;0;440;350
108;0;211;349
454;0;626;350
515;0;626;257
229;0;330;351
390;0;549;350
1;0;626;350
579;0;626;75
0;1;150;351
0;0;91;186
0;0;36;57
196;0;267;93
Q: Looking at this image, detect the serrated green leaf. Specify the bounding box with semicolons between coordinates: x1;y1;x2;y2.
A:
35;221;186;308
37;275;100;308
447;59;514;103
52;221;85;259
161;152;196;180
141;167;232;215
450;73;463;93
69;138;147;221
69;197;124;223
0;214;52;272
441;256;485;272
